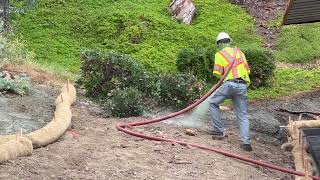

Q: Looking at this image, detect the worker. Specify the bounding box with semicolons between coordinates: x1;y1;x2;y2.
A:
209;32;252;152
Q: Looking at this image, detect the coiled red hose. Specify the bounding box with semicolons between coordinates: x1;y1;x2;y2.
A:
116;62;320;179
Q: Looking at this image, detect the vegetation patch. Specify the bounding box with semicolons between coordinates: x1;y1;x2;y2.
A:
79;50;205;117
243;48;276;88
157;73;204;109
176;47;276;89
0;72;29;96
10;0;262;73
0;35;33;66
78;50;150;98
176;47;215;82
249;68;320;99
274;22;320;64
105;87;145;118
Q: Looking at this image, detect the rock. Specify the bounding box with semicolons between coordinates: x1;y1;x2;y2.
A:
120;144;128;148
185;129;196;136
281;142;293;151
50;174;56;178
169;0;196;25
220;106;232;112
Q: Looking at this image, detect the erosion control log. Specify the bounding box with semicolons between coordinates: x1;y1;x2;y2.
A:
0;136;33;162
0;82;76;163
28;83;76;148
283;116;320;180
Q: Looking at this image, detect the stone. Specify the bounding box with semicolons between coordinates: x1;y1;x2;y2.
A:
220;106;232;112
169;0;196;25
185;129;196;136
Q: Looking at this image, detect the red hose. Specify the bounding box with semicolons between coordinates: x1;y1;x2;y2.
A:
116;61;320;179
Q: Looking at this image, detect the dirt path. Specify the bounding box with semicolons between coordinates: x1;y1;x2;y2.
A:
232;0;288;48
0;93;294;179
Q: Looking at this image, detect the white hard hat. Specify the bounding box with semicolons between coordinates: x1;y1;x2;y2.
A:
216;32;231;44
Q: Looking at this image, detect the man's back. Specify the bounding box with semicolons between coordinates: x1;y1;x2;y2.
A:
213;47;250;84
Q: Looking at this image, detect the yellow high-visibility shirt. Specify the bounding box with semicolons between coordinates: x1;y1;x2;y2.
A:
213;47;251;84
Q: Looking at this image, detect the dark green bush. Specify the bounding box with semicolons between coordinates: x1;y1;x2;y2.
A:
176;47;215;82
78;50;150;97
105;87;145;118
176;47;275;88
157;73;204;109
78;50;207;116
243;48;276;88
77;50;157;117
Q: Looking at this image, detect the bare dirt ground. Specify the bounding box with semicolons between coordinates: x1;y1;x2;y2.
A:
0;83;57;135
3;66;320;179
0;65;60;135
0;83;297;180
1;72;317;176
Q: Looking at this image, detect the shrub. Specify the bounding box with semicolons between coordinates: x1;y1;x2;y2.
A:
105;87;145;118
78;50;206;116
176;47;215;82
157;73;204;109
177;47;275;89
78;50;150;97
243;48;276;88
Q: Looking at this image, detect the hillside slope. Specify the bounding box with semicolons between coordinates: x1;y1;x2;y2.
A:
11;0;262;73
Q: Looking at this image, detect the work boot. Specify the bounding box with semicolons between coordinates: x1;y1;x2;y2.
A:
240;144;252;152
209;131;226;140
